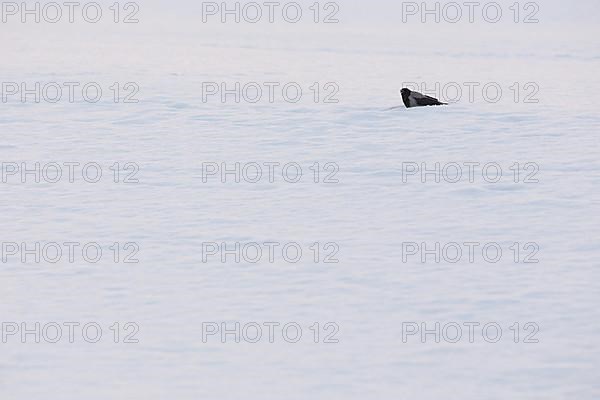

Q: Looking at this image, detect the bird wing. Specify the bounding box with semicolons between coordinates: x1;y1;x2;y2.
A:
415;96;443;106
410;91;429;99
411;91;444;106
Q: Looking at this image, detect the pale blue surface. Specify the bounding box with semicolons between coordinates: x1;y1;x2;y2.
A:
1;1;599;399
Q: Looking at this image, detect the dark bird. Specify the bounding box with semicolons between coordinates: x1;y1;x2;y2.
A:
400;88;447;108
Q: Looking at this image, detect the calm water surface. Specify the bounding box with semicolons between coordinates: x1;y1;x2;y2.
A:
1;2;599;399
